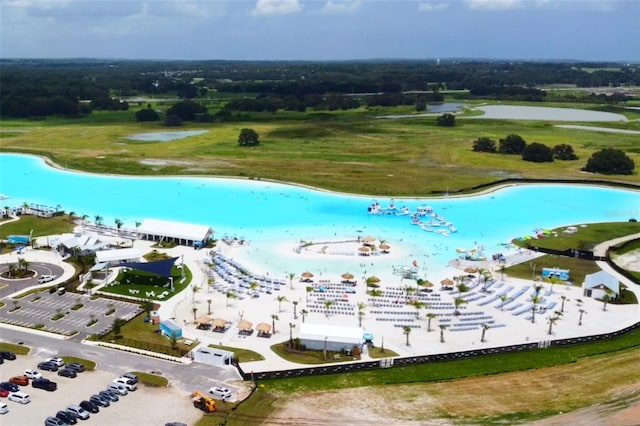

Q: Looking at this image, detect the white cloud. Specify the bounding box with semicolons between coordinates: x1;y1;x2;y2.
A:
418;2;448;12
252;0;303;16
321;0;362;14
464;0;523;10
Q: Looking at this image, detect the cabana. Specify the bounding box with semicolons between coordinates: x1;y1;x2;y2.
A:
582;271;619;300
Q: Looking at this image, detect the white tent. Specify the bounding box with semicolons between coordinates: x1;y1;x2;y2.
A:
95;248;142;265
137;219;213;246
298;323;363;352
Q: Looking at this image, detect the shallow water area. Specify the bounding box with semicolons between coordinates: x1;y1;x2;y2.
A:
471;105;627;122
125;130;208;142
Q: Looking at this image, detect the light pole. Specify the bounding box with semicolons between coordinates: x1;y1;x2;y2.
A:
323;336;328;359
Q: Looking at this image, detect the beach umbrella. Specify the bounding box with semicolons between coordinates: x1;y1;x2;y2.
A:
367;276;381;283
423;280;434;288
301;271;314;279
341;272;354;279
195;315;212;325
362;236;376;243
379;243;391;252
212;318;227;328
237;319;253;330
441;278;454;286
358;246;371;255
256;322;271;332
464;267;478;274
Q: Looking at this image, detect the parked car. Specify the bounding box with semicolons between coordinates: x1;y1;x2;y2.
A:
56;410;78;425
79;400;99;414
98;390;118;402
37;362;59;372
208;386;232;399
57;368;77;378
0;351;16;361
90;394;110;408
66;405;90;420
9;375;29;386
24;369;43;380
0;402;7;414
32;378;57;392
46;357;65;367
7;391;30;404
44;416;67;426
38;274;57;284
0;389;9;397
113;377;137;391
165;423;187;426
0;382;19;393
0;357;3;365
121;372;138;384
106;383;127;396
66;363;85;373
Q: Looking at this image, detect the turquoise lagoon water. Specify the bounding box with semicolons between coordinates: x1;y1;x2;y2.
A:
1;153;638;278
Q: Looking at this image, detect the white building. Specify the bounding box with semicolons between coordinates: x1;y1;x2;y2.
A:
298;323;363;352
582;271;620;300
95;247;142;265
136;219;214;247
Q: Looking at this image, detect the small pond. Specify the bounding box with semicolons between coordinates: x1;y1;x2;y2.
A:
472;105;627;122
126;130;209;142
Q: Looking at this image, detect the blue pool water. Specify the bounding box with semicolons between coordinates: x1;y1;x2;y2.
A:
1;153;638;277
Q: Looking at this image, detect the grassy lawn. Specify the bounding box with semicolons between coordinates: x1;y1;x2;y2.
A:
132;371;169;387
61;356;96;371
0;214;75;240
99;265;192;302
0;342;31;355
207;343;265;363
504;254;601;286
513;222;640;251
270;342;363;364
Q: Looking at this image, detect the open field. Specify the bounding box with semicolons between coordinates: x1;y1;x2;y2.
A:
1;102;639;195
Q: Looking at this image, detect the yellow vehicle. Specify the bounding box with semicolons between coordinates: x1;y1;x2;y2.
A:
191;391;216;413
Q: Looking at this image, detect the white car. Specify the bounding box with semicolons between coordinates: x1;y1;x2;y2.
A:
8;391;31;404
46;357;65;367
38;274;57;284
107;383;128;396
208;386;232;399
24;370;42;380
67;405;90;420
113;377;137;391
0;402;8;414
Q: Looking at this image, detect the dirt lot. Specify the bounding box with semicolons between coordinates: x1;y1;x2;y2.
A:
0;355;203;426
261;348;640;425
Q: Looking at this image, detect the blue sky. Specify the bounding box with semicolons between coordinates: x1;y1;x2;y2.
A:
1;0;638;61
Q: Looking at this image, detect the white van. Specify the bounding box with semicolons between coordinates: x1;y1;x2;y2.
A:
0;402;8;414
8;391;31;404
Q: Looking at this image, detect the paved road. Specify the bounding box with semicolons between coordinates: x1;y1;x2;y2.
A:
0;327;244;397
0;261;64;298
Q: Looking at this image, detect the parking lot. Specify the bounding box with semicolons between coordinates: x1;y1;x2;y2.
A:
0;354;203;426
0;291;142;337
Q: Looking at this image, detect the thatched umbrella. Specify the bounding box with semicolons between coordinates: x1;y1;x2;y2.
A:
195;315;212;325
341;272;354;280
379;243;391;253
256;322;272;333
212;318;227;328
423;280;434;288
441;278;454;287
301;271;314;279
358;246;371;255
237;319;253;330
464;267;478;274
367;276;381;284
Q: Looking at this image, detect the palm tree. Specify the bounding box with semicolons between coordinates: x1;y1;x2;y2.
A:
191;285;200;303
288;272;295;290
288;322;295;347
547;313;560;335
368;289;382;307
305;286;314;303
439;324;448;343
192;306;198;321
530;294;543;323
357;302;366;327
480;323;490;342
412;301;425;319
17;257;30;273
68;211;76;223
426;313;436;332
300;309;308;323
292;301;299;319
225;291;237;307
135;220;142;235
499;294;510;311
81;214;89;230
403;326;412;346
403;285;415;303
7;263;17;278
602;288;614;311
276;295;288;313
249;281;259;296
114;218;124;236
207;298;212;315
560;295;569;313
578;309;587;326
456;282;470;297
271;314;279;334
324;300;334;318
453;296;467;316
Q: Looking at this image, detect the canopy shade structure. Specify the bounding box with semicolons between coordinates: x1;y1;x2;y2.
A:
121;257;178;278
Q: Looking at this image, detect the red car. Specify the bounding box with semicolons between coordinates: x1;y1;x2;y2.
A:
0;388;9;397
9;375;29;386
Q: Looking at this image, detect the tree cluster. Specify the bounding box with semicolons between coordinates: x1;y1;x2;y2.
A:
582;148;635;175
472;134;578;163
